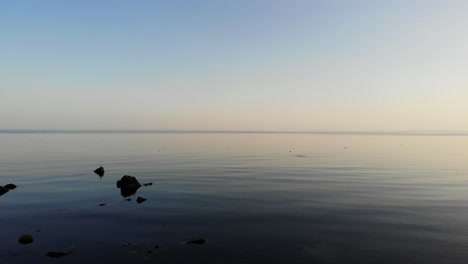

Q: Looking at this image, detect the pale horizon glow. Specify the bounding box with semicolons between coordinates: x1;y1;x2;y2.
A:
1;1;467;131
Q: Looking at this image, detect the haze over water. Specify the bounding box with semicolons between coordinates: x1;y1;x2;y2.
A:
1;131;468;263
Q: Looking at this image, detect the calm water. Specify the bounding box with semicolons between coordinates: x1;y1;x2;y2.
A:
1;132;468;263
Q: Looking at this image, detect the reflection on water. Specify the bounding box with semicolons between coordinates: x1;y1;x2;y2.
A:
0;132;468;263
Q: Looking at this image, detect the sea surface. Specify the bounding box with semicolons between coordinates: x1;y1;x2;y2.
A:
1;131;468;263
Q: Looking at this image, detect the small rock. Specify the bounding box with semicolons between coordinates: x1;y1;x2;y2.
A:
143;183;153;186
37;230;41;233
4;183;17;190
99;203;107;206
136;197;147;204
18;234;34;244
125;198;131;202
0;186;9;196
186;238;206;245
46;251;71;258
94;166;105;177
154;245;159;249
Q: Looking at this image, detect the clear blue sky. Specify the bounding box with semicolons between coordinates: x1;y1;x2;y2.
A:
1;0;467;131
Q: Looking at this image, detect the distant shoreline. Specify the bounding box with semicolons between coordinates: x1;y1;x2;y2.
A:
1;130;467;136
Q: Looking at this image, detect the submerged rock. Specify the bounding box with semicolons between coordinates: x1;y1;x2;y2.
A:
94;166;105;177
4;183;17;190
18;234;34;244
122;242;133;247
136;197;147;204
186;238;206;245
143;183;153;186
46;251;72;258
117;175;141;197
0;186;9;196
99;203;107;206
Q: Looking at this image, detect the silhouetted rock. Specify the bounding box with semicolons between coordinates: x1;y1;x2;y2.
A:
136;197;147;204
99;203;107;206
4;183;17;190
46;251;72;258
143;183;153;186
186;238;206;245
117;175;141;197
0;186;9;196
18;234;34;244
94;166;105;177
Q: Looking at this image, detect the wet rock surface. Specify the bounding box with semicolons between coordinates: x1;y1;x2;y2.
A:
18;234;34;244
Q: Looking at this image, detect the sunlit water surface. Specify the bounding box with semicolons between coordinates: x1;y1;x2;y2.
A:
1;132;468;263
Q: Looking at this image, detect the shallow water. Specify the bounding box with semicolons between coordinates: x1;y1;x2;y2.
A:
1;132;468;263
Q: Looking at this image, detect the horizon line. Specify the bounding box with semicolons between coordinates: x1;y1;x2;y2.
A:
1;129;468;136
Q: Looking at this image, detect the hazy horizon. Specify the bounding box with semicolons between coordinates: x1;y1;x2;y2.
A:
1;128;468;137
1;1;467;131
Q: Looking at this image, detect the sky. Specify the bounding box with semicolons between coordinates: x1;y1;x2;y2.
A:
1;0;467;131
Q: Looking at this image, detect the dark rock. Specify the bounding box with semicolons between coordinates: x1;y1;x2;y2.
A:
143;183;153;186
136;197;147;204
4;183;17;190
154;245;159;249
0;186;9;196
99;203;107;206
125;198;131;201
94;166;105;177
18;234;34;244
46;251;71;258
116;175;141;197
186;238;206;245
117;175;141;188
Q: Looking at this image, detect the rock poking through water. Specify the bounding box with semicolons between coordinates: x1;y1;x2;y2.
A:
186;239;206;245
94;166;105;177
46;251;72;258
4;183;17;190
117;175;141;197
136;197;147;204
18;234;34;244
143;183;153;186
0;186;9;196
